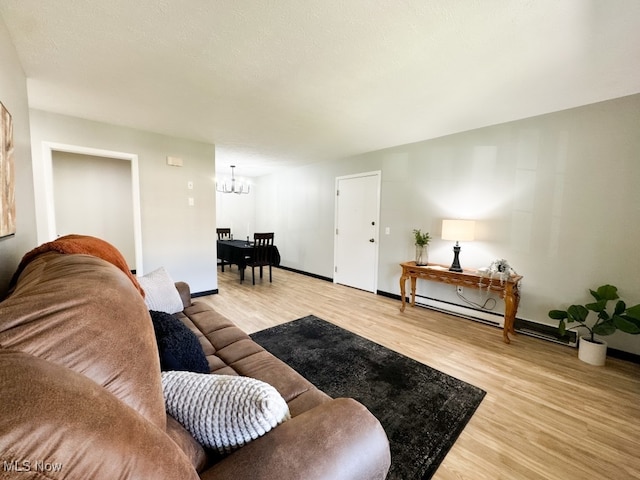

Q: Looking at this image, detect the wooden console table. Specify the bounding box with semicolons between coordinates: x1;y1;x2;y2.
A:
399;261;523;343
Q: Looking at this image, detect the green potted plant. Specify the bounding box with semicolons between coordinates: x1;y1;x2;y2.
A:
548;284;640;365
412;229;431;266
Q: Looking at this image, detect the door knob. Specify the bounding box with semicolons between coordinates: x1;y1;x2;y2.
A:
369;238;375;243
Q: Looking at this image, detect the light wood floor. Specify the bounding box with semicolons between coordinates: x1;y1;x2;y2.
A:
201;266;640;480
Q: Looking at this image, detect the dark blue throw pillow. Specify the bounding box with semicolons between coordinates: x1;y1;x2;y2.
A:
149;310;209;374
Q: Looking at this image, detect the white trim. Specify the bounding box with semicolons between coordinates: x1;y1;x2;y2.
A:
39;142;144;275
413;296;578;347
333;170;382;293
415;296;504;327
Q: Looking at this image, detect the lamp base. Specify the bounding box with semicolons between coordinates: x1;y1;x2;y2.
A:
449;244;463;272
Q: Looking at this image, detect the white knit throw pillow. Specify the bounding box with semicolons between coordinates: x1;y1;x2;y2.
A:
137;267;184;314
161;371;291;454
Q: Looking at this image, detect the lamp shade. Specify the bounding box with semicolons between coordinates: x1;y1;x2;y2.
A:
442;219;475;242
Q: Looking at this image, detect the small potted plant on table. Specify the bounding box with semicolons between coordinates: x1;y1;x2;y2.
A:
412;229;431;266
548;284;640;366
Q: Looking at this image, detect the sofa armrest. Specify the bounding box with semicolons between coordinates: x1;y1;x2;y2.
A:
200;397;390;480
0;349;199;480
175;281;192;309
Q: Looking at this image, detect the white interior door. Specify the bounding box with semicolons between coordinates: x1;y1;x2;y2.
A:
334;171;381;293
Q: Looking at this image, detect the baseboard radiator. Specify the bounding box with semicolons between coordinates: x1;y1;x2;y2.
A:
388;292;578;347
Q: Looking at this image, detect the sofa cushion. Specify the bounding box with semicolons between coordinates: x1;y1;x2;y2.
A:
138;267;184;314
0;349;199;480
166;414;208;473
180;301;327;414
0;252;167;430
162;371;291;454
150;310;209;373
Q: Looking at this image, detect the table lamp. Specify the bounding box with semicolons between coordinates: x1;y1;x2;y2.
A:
442;219;475;272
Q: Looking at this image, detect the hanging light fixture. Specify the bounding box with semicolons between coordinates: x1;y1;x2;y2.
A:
216;165;250;194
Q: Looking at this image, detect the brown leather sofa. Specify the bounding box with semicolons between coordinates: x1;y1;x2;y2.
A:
0;251;390;479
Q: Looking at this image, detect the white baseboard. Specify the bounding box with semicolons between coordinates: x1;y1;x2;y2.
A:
412;295;578;347
413;295;504;327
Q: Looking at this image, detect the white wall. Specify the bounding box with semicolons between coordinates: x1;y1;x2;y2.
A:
52;152;135;267
215;187;255;241
0;15;36;296
255;163;337;274
251;94;640;354
29;110;218;294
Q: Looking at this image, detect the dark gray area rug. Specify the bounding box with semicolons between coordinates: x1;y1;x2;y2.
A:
250;315;486;480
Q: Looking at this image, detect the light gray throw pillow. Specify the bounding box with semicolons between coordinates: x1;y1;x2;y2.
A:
161;371;291;454
137;267;184;314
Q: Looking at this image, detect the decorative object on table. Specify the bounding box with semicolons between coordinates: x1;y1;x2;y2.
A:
216;165;250;194
478;259;518;291
0;102;16;238
441;219;475;272
412;229;431;266
548;284;640;366
251;315;486;480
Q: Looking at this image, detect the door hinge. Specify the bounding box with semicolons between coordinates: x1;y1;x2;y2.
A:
336;228;338;235
336;189;339;196
335;266;337;273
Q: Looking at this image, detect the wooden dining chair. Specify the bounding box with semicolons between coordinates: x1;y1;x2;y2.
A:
245;232;274;285
216;228;231;240
216;228;232;271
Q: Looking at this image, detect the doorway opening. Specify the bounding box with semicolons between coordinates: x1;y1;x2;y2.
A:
38;142;143;274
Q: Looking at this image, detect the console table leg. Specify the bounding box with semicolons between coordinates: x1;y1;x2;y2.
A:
503;319;512;344
410;277;417;307
503;284;519;344
399;274;407;312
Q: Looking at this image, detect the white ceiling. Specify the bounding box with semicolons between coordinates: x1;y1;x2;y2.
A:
1;1;639;177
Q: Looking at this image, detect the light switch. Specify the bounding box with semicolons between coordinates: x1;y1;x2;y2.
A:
187;181;194;190
385;227;391;235
188;197;194;206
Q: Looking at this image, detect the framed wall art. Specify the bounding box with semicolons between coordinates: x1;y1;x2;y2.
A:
1;101;16;237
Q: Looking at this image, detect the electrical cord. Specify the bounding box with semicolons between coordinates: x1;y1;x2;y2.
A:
455;286;497;311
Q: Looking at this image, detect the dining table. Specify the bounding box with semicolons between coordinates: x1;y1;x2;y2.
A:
216;239;281;282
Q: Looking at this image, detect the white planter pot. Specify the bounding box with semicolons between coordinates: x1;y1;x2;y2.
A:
578;336;607;366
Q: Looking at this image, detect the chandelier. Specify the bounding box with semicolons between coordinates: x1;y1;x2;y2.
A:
216;165;250;194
